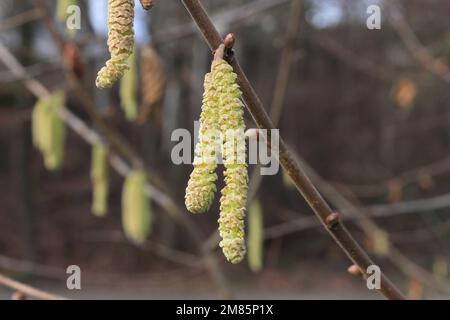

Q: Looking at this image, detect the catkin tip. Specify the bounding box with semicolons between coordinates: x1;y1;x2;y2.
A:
96;0;135;88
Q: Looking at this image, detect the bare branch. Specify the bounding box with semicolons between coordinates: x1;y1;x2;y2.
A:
0;273;67;300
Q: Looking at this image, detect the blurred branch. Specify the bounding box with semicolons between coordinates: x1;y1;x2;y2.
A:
180;0;404;300
78;231;200;268
0;273;67;300
0;62;60;84
330;155;450;198
153;0;291;44
388;4;450;83
265;193;450;239
287;152;450;294
0;8;42;32
309;34;393;82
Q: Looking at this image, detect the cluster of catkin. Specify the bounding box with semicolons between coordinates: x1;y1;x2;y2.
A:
32;91;66;171
92;0;153;245
90;143;152;244
185;58;249;264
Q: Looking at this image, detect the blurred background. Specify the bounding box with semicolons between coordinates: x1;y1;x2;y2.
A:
0;0;449;299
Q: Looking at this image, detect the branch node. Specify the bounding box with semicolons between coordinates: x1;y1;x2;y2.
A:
347;264;364;278
224;33;236;61
213;43;225;61
325;212;340;229
224;33;236;49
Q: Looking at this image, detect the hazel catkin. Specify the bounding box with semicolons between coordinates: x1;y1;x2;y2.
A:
119;49;138;120
122;170;152;244
32;91;66;171
91;143;109;217
213;59;248;264
185;73;221;214
248;200;263;272
96;0;135;89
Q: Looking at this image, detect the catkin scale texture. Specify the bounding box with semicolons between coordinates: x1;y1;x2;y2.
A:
96;0;135;88
185;73;220;213
213;59;248;264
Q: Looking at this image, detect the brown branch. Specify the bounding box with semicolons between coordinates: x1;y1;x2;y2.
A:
289;152;450;293
0;273;67;300
388;4;450;83
153;0;291;44
0;8;42;32
179;0;405;300
330;155;450;198
248;0;302;203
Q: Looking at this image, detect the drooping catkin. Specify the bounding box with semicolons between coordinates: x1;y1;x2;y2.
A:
122;170;152;244
32;91;66;171
185;72;220;214
248;200;263;272
96;0;135;89
213;59;248;264
119;49;138;120
90;143;109;217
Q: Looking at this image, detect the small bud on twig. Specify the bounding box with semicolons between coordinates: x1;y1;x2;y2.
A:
224;33;236;49
347;264;364;278
325;212;340;229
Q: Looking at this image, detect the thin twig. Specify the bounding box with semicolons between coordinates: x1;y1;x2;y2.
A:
0;8;42;32
0;273;67;300
290;152;450;293
153;0;291;44
179;0;405;300
388;4;450;83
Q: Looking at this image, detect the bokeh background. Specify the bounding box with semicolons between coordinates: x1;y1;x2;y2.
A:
0;0;450;299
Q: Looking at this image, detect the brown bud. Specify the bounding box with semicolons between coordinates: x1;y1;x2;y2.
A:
325;212;340;229
224;33;236;49
63;42;83;80
347;265;363;277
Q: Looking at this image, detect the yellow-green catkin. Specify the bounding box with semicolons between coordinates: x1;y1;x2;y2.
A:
213;59;248;264
96;0;135;89
32;91;66;171
185;73;220;213
248;200;263;272
56;0;78;38
90;143;109;217
122;170;152;244
119;49;138;120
